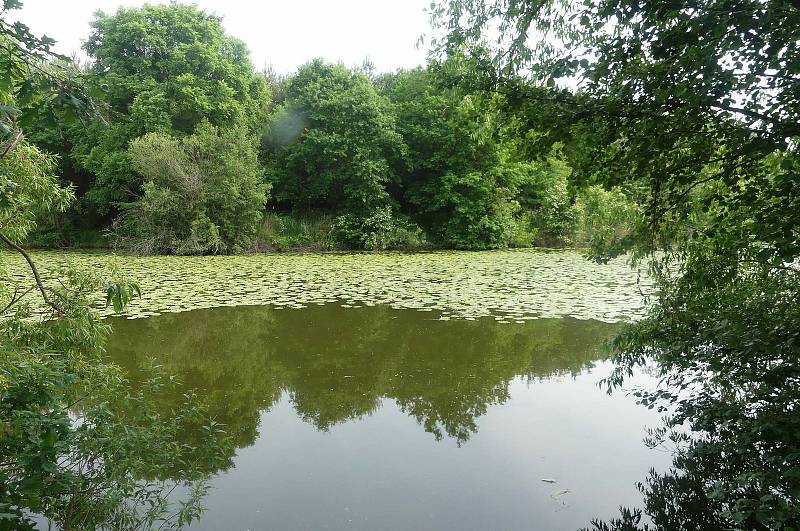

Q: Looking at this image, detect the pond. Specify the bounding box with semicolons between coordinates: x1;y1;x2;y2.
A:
6;249;666;530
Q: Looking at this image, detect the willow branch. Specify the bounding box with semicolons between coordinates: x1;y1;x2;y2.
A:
0;128;23;159
0;232;61;314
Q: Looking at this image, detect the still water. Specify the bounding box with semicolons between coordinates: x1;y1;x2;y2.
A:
106;303;667;531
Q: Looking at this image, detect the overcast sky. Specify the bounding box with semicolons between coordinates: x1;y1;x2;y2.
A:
13;0;433;74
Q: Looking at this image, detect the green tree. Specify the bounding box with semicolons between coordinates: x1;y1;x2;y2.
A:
384;66;504;248
0;132;226;531
120;122;269;254
410;167;519;249
503;156;577;247
265;59;411;249
386;64;578;249
70;3;270;216
573;185;637;252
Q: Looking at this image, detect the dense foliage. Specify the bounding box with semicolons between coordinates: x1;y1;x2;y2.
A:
5;0;798;527
5;2;635;253
380;63;587;249
383;66;505;248
120;122;268;254
0;134;228;531
430;0;800;528
71;3;270;214
265;59;414;249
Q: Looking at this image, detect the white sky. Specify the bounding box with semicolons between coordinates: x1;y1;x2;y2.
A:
13;0;433;74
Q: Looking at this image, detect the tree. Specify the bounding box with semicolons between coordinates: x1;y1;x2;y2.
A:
70;3;270;216
1;0;92;308
385;63;579;248
0;127;226;531
431;0;800;527
384;66;503;248
265;59;410;248
430;0;799;257
119;122;269;254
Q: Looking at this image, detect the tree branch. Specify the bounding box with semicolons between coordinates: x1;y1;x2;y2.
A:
0;285;35;316
0;232;62;314
0;128;23;159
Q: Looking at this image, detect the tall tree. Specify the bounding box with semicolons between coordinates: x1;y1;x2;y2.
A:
71;3;270;215
384;66;507;248
430;0;799;256
384;60;580;249
265;59;408;248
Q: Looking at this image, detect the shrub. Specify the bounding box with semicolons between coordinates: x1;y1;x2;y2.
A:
411;169;519;250
333;207;427;250
119;122;269;254
0;141;72;243
70;3;270;215
256;211;338;251
504;158;578;247
505;157;577;247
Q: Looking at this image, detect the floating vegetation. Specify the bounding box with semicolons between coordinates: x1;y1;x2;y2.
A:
1;249;651;322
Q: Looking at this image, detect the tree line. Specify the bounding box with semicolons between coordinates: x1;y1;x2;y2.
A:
20;3;635;254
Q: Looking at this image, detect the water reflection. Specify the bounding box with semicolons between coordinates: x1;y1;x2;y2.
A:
107;304;616;449
105;304;664;530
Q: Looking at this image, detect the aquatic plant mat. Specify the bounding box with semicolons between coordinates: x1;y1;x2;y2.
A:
2;249;650;322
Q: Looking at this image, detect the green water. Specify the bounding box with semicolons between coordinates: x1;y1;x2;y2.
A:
7;250;665;529
107;305;622;450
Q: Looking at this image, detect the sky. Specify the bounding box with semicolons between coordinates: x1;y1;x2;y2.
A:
13;0;433;74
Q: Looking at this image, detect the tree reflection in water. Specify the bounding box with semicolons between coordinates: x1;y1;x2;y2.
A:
106;304;617;464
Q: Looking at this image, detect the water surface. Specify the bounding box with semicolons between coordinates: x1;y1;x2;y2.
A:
106;304;666;531
5;249;665;529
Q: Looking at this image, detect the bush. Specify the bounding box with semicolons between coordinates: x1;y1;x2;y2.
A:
333;207;427;250
573;185;637;249
0;141;72;243
411;169;519;250
504;157;578;247
118;122;269;254
0;134;227;529
506;157;577;247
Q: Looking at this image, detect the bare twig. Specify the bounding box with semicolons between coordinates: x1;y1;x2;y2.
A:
0;285;36;315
